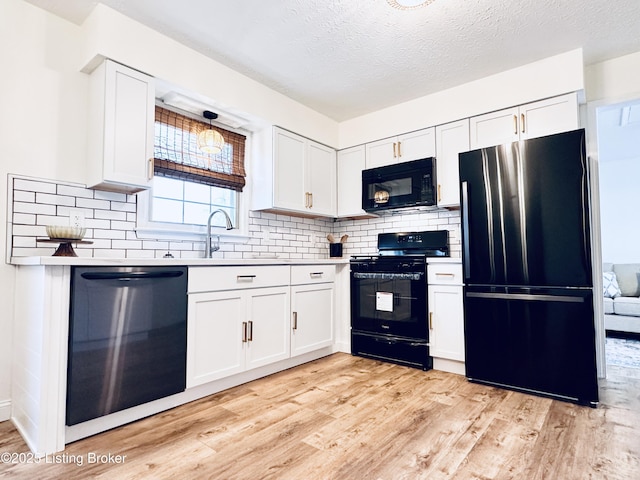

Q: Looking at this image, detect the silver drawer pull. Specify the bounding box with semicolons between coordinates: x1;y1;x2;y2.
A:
435;273;455;277
310;272;324;277
237;275;256;281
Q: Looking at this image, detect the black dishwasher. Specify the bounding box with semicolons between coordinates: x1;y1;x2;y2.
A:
67;266;188;426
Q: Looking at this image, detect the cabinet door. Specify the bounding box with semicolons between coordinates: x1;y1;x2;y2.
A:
337;145;366;217
365;137;397;168
187;291;245;387
520;93;579;140
307;141;337;216
428;285;465;361
398;127;436;163
89;60;155;192
273;128;306;211
291;283;334;356
469;106;520;149
246;287;291;370
435;119;469;207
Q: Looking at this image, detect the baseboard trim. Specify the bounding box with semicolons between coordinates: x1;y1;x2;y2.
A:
0;399;11;422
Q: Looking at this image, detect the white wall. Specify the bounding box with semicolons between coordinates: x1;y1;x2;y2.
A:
585;51;640;103
599;157;640;263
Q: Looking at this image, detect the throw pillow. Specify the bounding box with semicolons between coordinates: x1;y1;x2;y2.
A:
603;271;622;298
612;264;640;297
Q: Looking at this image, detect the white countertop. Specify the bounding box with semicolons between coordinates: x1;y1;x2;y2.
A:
10;256;351;267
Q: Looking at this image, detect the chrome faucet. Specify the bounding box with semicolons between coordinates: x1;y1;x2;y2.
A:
205;209;234;258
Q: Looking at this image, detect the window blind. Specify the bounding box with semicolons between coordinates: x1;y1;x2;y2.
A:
154;106;246;191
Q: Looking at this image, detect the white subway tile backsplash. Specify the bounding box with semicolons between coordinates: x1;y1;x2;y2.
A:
112;240;143;250
111;220;136;231
13;224;46;236
95;210;128;221
94;190;129;202
12;213;36;225
14;202;56;216
76;198;111;210
9;175;461;260
35;193;76;207
110;201;136;213
12;237;36;248
93;229;126;240
96;249;127;258
13;191;36;203
85;219;111;229
85;238;112;249
14;179;57;194
57;185;94;199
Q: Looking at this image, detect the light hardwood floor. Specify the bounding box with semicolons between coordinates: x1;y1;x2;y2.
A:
1;353;639;479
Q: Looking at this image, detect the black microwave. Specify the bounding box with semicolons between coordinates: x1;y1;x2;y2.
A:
362;158;437;213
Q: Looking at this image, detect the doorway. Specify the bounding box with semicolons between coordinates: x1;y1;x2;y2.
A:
595;97;640;379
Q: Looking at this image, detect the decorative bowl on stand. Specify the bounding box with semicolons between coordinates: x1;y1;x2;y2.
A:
38;226;91;256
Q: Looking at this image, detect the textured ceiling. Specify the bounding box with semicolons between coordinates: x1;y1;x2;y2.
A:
23;0;640;121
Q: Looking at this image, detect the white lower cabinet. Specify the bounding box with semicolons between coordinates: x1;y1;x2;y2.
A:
291;265;335;357
187;284;290;388
187;264;335;388
428;263;465;367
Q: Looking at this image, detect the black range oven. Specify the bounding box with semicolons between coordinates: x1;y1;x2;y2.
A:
350;230;448;370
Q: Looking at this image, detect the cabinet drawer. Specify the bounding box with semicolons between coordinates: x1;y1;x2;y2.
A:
188;266;290;293
291;265;335;285
428;263;463;285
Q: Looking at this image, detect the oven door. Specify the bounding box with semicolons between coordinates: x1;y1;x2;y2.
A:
350;269;428;340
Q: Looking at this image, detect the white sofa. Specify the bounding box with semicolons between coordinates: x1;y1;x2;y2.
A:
603;263;640;334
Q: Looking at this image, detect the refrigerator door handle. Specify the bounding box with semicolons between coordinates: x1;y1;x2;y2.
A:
461;181;471;281
466;292;585;303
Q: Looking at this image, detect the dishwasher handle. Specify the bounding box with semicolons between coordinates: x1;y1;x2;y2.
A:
80;270;185;281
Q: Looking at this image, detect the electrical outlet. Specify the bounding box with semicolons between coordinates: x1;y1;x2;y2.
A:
69;210;85;229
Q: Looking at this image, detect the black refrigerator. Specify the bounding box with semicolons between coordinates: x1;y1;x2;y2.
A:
459;128;599;407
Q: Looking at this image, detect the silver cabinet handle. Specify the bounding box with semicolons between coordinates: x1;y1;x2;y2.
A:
293;311;298;330
435;272;455;277
310;272;324;277
237;275;256;282
242;321;248;342
247;320;253;341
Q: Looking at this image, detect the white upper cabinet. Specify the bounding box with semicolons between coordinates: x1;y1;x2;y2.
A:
470;93;579;150
435;119;470;207
337;145;367;217
87;59;155;193
518;93;579;140
306;141;337;216
365;127;436;168
273;128;306;212
265;127;336;217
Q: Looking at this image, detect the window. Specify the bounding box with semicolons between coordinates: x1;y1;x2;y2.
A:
151;176;237;228
137;106;248;239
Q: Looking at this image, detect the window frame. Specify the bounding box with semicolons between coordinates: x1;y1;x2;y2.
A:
135;107;252;244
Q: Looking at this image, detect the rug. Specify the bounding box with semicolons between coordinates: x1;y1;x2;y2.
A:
606;336;640;369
